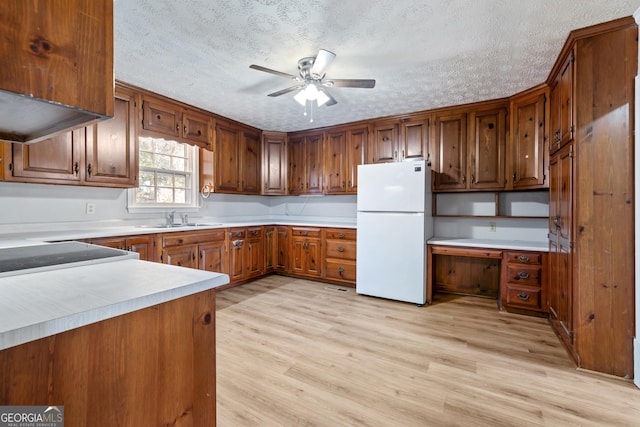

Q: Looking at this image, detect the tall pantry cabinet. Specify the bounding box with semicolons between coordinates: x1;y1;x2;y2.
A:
547;17;637;378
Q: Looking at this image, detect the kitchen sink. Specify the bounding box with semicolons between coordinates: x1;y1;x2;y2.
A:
136;223;223;229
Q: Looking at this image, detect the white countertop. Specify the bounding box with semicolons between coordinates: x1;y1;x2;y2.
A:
0;259;229;350
428;237;549;252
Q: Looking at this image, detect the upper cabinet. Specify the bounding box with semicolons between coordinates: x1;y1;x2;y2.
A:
212;121;262;195
507;86;548;190
432;102;507;192
141;94;213;149
262;132;288;195
0;0;114;144
549;52;574;154
324;125;367;194
2;84;138;188
368;118;428;164
288;131;323;195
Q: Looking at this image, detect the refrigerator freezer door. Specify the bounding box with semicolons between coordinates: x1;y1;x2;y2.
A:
357;160;426;213
356;211;426;304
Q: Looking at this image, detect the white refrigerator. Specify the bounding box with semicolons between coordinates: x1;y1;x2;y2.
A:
356;160;433;305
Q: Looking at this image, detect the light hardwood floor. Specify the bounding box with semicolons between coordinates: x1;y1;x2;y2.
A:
216;276;640;426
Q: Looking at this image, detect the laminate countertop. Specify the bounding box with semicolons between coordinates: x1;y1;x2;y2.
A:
0;258;229;351
428;238;549;252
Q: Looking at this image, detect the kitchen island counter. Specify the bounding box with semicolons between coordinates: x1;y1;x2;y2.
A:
0;259;229;350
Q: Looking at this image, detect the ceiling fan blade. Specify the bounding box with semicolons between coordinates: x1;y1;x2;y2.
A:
267;85;303;97
310;49;336;78
330;78;376;88
250;64;297;79
318;86;337;106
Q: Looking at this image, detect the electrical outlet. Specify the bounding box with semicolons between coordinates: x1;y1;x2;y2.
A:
489;222;496;232
86;203;96;215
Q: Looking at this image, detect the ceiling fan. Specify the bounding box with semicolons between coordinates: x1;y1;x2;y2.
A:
249;49;375;107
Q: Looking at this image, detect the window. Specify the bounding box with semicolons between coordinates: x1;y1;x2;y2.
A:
127;136;199;212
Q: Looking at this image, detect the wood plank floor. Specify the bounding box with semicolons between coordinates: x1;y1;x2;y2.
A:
216;275;640;426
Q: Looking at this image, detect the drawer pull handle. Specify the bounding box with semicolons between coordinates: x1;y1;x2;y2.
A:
517;271;530;279
338;266;345;276
517;292;530;301
338;232;345;238
301;230;308;236
235;232;242;237
337;246;344;252
517;255;530;263
251;230;258;236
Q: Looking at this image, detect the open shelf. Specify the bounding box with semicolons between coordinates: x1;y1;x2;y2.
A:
433;191;549;218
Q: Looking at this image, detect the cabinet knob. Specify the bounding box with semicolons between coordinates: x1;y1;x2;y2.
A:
337;246;345;252
338;232;345;238
516;255;530;263
516;271;530;279
517;292;530;301
301;230;308;236
338;266;345;276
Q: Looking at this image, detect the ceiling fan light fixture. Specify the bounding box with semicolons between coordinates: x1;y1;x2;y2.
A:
293;90;307;106
316;89;330;107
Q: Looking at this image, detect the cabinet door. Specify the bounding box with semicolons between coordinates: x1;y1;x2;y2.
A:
290;237;307;276
228;239;246;282
401;118;429;162
10;129;83;183
85;86;138;187
346;126;367;193
306;133;323;194
182;110;211;148
241;131;261;194
510;90;547;189
369;122;398;163
163;245;197;269
468;107;506;190
324;130;347;194
142;96;181;138
288;136;305;195
276;226;289;272
264;227;276;272
214;124;241;193
558;53;574;147
199;241;227;273
262;132;287;195
433;112;467;190
127;235;156;262
305;238;322;277
246;231;264;277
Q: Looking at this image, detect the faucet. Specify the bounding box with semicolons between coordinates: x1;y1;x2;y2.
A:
167;211;176;226
182;213;189;224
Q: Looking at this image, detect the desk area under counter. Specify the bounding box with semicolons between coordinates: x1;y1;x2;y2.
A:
427;238;549;316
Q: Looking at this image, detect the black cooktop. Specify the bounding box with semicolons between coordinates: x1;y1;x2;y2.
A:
0;242;131;274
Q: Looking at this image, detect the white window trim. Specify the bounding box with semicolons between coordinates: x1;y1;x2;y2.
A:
127;142;202;214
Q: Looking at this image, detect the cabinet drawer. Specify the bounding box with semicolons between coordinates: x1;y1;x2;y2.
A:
504;251;542;265
229;228;246;239
325;259;356;282
325;228;356;240
505;264;542;287
504;285;542;310
291;227;321;238
247;227;263;238
325;240;356;260
163;229;226;247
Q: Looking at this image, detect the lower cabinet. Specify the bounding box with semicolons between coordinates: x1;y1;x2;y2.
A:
83;234;157;262
290;227;322;278
161;229;228;273
265;225;289;273
500;250;548;313
228;226;264;283
323;228;356;285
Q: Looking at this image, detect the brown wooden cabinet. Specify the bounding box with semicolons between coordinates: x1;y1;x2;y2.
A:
290;227;322;278
432;110;467;190
246;226;265;278
141;94;212;149
368;118;427;164
468;106;506;190
262;132;287;195
83;234;157;262
228;227;264;282
549;52;574;154
323;228;356;285
500;250;547;313
508;86;548;189
0;0;114;144
546;18;636;378
213;123;262;194
432;103;506;192
3;85;138;188
265;226;289;273
161;229;228;274
288;131;323;195
324;125;367;194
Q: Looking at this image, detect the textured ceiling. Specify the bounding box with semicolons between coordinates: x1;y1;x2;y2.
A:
114;0;639;132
